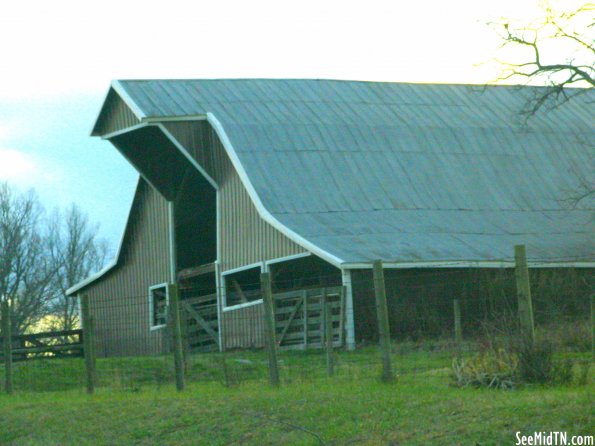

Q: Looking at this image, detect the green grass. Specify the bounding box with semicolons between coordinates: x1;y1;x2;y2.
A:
0;346;592;445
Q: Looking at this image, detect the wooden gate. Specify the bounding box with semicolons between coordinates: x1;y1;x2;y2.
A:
274;286;345;349
179;293;219;352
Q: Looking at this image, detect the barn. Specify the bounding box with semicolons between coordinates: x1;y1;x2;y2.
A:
66;79;594;357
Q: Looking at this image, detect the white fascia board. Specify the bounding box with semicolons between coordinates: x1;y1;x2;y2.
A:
65;177;144;296
341;260;595;269
205;112;345;268
90;85;116;136
100;123;149;140
144;115;207;123
264;252;311;266
111;80;148;121
66;260;118;296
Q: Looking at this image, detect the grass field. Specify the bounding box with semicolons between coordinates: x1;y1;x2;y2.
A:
0;345;592;445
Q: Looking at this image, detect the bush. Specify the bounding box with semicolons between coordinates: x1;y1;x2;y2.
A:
452;339;588;389
535;321;591;352
451;348;517;389
515;340;554;384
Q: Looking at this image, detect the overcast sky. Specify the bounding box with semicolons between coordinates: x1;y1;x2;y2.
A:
0;0;577;251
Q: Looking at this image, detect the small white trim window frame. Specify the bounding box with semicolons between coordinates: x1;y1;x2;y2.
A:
221;262;264;311
149;283;169;330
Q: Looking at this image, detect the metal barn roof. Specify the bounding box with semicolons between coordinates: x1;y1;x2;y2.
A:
100;79;594;265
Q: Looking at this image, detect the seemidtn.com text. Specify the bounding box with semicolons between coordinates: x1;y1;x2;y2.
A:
516;432;594;446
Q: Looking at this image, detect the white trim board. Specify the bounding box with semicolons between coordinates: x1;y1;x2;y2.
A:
111;80;148;121
220;261;265;276
341;260;595;269
264;252;311;266
222;299;263;312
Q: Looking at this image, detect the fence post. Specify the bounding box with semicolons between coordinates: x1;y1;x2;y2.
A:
1;301;13;394
80;294;96;394
325;299;334;377
168;283;185;392
373;260;394;382
261;272;280;387
453;299;462;347
514;245;535;344
591;294;594;360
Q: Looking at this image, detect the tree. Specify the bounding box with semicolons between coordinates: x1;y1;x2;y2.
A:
0;182;109;334
47;205;108;332
492;1;594;115
491;1;594;208
0;183;56;334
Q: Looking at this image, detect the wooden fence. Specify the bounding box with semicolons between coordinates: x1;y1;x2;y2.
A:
0;329;84;361
221;286;345;350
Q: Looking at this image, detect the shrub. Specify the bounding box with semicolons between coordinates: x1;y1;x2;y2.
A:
451;348;517;389
452;339;586;389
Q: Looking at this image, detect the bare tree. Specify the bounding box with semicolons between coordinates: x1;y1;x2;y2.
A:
491;1;594;208
1;182;109;334
47;205;109;332
492;1;594;115
0;183;56;334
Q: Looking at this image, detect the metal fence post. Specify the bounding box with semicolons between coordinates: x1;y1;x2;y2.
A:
373;260;394;382
514;245;535;344
80;294;96;394
261;272;280;387
1;301;13;394
168;283;185;391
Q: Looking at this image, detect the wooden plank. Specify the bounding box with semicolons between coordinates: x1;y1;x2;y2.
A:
19;329;83;341
277;299;303;345
303;291;308;348
169;283;185;392
275;300;340;315
11;344;84;354
182;293;217;306
261;272;280;387
325;301;334;376
80;295;96;394
177;263;216;280
231;279;248;304
319;288;327;346
373;260;394;382
1;301;13;394
338;286;345;345
181;301;220;345
273;286;343;301
514;245;535;344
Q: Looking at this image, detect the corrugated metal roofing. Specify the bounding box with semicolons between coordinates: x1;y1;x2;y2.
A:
108;79;594;264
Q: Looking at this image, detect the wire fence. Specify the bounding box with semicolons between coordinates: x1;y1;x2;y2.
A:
0;257;593;394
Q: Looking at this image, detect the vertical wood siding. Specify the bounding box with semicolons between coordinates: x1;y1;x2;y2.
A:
222;303;265;349
164;121;307;272
93;89;140;136
84;180;171;357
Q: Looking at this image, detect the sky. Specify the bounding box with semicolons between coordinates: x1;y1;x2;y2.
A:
0;0;583;251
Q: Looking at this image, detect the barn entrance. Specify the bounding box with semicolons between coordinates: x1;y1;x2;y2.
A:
173;148;219;352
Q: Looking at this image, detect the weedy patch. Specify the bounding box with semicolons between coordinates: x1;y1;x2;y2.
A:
451;348;517;389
